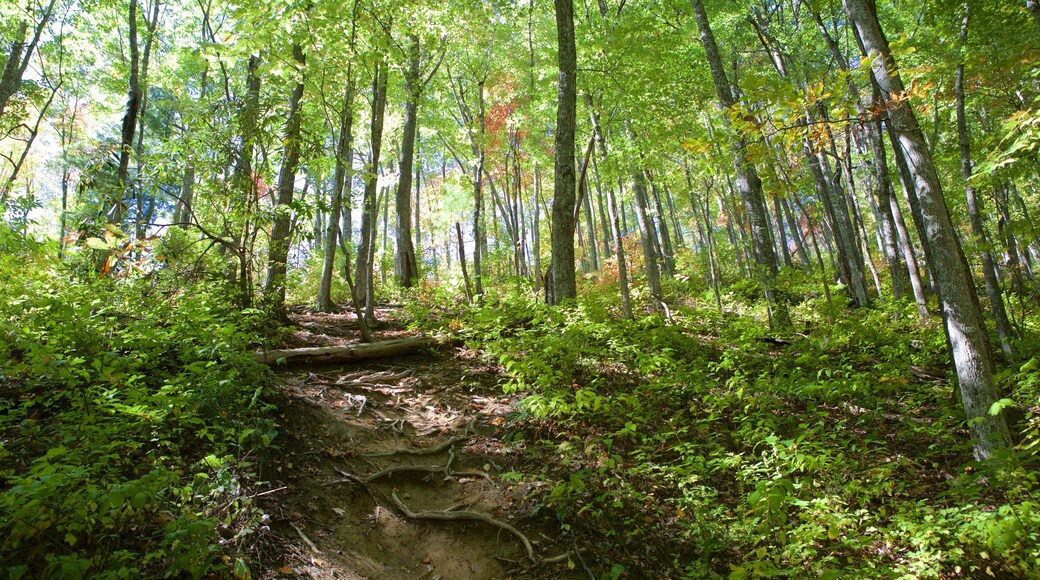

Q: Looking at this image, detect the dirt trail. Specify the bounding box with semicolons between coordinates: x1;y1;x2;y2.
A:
257;309;584;579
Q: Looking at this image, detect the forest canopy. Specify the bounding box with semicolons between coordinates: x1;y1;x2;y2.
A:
2;0;1040;577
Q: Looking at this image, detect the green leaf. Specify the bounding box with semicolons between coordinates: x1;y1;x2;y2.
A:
989;398;1016;416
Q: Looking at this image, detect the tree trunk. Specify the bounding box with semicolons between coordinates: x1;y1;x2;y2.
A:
318;73;356;311
647;172;674;277
588;105;631;318
394;36;421;288
845;0;1011;460
691;0;788;329
632;170;663;305
889;194;928;317
549;0;578;305
113;0;142;225
262;43;306;322
254;336;452;365
0;0;56;116
867;115;908;301
357;58;388;324
955;4;1015;359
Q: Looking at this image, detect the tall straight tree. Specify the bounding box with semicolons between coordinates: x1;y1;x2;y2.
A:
548;0;577;305
113;0;142;224
356;56;388;324
262;42;306;322
317;3;360;312
394;36;423;288
317;39;358;310
954;3;1015;359
690;0;789;328
394;33;444;288
844;0;1011;461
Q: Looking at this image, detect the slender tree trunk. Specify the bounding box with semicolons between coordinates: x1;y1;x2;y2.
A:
263;43;306;322
955;4;1015;358
113;0;141;225
318;68;356;311
782;194;811;267
0;0;56;116
867;115;907;300
845;0;1011;460
691;0;789;329
133;0;161;242
231;54;262;308
891;193;929;316
632;170;663;305
607;181;632;319
647;172;674;277
357;58;388;324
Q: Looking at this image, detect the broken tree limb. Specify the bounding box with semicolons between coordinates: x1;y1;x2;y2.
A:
391;491;536;563
253;336;454;365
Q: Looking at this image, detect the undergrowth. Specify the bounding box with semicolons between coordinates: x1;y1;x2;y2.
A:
411;284;1040;578
0;232;278;578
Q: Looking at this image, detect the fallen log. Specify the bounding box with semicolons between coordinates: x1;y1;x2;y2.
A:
253;336;451;365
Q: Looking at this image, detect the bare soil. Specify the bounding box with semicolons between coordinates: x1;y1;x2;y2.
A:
255;307;586;579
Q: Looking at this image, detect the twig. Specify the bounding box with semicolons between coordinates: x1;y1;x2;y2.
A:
290;521;322;555
391;491;536;563
247;486;288;499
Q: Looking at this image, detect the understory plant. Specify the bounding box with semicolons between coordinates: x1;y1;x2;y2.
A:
0;238;278;578
422;284;1040;578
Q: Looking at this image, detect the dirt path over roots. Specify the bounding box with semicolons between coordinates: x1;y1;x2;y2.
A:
257;309;586;579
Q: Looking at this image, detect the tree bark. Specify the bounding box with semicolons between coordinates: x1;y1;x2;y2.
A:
394;36;422;288
632;170;663;305
845;0;1011;460
691;0;789;328
955;4;1015;359
357;58;388;324
0;0;56;116
549;0;578;305
262;43;306;322
113;0;142;225
318;70;356;311
254;336;451;365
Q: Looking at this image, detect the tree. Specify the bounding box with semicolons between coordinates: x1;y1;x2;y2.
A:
689;0;789;329
844;0;1011;461
262;42;307;322
548;0;577;305
0;0;56;117
317;0;360;312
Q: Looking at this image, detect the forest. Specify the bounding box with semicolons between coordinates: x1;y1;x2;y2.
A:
1;0;1040;577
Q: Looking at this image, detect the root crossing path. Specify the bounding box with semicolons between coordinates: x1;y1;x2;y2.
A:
258;309;584;579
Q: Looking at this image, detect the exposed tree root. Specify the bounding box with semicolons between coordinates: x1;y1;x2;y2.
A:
290;521;322;555
362;419;475;458
390;491;537;563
